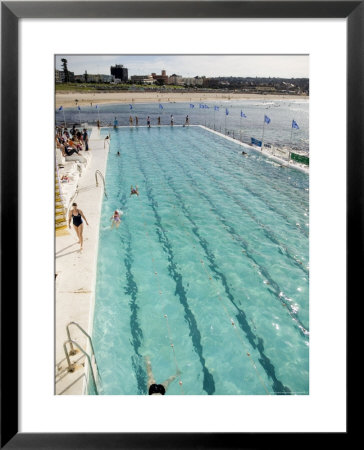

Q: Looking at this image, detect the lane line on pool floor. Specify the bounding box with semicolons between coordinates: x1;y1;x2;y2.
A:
143;223;185;395
131;138;216;394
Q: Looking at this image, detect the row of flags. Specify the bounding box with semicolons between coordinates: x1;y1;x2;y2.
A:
191;104;299;128
58;104;300;129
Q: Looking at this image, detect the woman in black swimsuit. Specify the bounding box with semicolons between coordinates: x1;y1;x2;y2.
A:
68;202;89;250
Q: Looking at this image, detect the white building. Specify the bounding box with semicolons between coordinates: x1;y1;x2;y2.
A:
99;74;114;83
168;74;183;85
130;74;154;84
180;76;204;86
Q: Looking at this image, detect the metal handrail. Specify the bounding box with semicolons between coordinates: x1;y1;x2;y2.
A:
95;170;107;198
66;321;101;381
66;188;79;220
63;339;99;395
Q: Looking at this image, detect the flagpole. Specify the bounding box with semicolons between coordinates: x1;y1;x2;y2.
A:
78;108;81;126
240;115;242;141
62;109;66;128
261;118;266;151
289;122;295;161
214;108;216;130
225;111;227;135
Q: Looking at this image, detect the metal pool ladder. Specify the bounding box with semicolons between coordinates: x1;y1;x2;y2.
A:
63;321;102;395
95;170;107;198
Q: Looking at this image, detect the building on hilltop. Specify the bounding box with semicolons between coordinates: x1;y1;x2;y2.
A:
168;74;183;85
110;64;128;82
181;76;204;86
130;74;155;84
55;69;74;83
74;73;114;83
55;69;63;83
151;69;169;85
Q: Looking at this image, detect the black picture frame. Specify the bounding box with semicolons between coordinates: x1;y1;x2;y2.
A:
1;1;357;447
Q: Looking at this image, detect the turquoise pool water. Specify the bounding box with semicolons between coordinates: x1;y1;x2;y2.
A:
92;126;309;395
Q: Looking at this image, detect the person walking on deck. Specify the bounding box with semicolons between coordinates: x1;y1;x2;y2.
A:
68;203;89;250
82;128;89;151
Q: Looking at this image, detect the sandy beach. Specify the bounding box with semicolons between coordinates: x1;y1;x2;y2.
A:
55;91;308;108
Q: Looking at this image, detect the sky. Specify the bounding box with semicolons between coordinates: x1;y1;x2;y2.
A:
55;55;309;78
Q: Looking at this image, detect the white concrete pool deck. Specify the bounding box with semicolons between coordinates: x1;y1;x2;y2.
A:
55;127;109;394
199;125;309;174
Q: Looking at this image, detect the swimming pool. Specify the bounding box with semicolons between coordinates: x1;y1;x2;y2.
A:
92;125;309;395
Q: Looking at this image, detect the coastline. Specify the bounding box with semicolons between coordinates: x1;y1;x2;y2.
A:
56;91;308;108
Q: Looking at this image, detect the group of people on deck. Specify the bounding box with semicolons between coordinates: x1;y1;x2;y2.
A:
55;125;89;157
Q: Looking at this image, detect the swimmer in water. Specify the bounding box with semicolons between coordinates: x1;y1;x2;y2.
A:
116;151;120;156
110;210;121;228
145;356;180;395
130;185;139;196
242;151;248;156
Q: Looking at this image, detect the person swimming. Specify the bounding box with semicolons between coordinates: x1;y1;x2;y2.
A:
145;356;180;395
116;151;120;156
130;185;139;196
110;210;122;228
242;151;248;156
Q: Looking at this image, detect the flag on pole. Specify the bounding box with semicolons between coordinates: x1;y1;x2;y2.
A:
129;104;133;110
199;104;204;109
95;105;98;109
292;119;299;129
58;106;63;111
225;108;229;115
77;106;81;111
159;104;164;109
240;111;247;118
264;115;271;124
214;106;219;111
204;104;209;109
190;104;195;108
